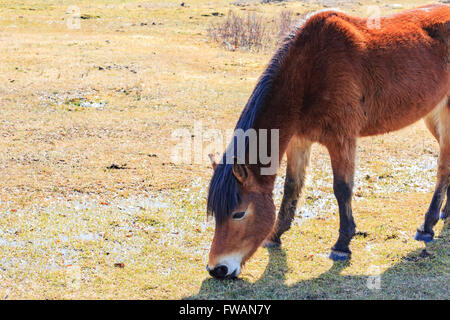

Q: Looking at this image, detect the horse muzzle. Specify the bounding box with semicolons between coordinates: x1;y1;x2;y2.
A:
206;264;240;279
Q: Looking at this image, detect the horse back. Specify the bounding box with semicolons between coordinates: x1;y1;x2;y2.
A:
397;4;450;44
293;5;450;139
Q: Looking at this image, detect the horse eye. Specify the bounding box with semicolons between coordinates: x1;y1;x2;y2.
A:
232;211;246;220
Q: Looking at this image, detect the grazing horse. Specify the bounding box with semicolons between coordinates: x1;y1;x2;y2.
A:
206;4;450;279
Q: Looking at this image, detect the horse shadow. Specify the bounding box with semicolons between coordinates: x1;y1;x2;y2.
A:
184;222;449;299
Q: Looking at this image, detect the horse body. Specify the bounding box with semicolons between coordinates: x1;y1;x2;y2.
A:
207;4;450;279
276;7;449;140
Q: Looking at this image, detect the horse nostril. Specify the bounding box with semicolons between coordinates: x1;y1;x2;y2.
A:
216;265;228;277
209;264;228;279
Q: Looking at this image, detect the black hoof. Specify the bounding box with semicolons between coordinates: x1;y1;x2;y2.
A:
440;212;448;220
263;239;281;248
414;231;434;243
329;250;351;261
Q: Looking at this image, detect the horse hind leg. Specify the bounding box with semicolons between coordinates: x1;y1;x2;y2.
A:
263;137;312;248
439;101;450;221
416;97;450;242
441;187;450;220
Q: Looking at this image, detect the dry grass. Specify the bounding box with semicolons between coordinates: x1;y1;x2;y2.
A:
277;9;296;39
208;10;268;51
0;0;448;299
207;9;305;51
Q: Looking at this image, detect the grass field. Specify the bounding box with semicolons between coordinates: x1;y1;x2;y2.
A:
0;0;448;299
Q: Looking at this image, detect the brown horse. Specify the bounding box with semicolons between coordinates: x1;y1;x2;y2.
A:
206;4;450;279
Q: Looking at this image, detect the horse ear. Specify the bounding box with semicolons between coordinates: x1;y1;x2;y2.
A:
232;161;248;184
208;153;218;170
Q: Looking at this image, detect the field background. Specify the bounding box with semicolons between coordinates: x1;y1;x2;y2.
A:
0;0;448;299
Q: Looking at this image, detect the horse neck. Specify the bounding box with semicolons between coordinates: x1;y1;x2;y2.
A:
247;98;297;191
244;40;305;191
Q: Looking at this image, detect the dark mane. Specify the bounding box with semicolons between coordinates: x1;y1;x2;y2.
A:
206;32;297;223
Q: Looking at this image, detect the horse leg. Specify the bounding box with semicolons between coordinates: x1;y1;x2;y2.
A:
424;101;450;221
327;138;357;261
416;100;450;241
440;102;450;221
441;187;450;220
264;137;311;248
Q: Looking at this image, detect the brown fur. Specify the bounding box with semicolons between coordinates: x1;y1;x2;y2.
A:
266;137;311;245
208;4;450;276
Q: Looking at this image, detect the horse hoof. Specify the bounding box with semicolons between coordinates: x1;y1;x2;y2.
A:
329;250;351;261
440;212;448;220
414;231;434;243
262;240;281;249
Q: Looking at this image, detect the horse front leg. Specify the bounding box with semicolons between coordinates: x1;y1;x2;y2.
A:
264;137;311;248
327;139;357;261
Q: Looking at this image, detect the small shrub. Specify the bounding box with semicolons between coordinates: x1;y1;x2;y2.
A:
207;10;309;51
277;10;295;41
207;10;269;51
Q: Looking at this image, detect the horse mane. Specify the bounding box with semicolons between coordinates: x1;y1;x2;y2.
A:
206;30;298;224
